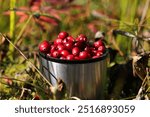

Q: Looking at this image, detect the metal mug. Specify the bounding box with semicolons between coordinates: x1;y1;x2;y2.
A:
39;50;108;99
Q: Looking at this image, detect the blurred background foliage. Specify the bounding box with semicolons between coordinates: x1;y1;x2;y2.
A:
0;0;149;99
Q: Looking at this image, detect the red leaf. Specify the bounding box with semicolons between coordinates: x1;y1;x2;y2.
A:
41;7;61;20
87;23;98;33
19;15;29;23
30;6;40;11
45;0;74;5
29;0;42;7
29;0;42;11
3;7;28;16
39;15;59;26
3;7;29;23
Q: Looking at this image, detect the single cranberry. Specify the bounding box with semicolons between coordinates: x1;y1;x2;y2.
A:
84;46;91;53
61;50;70;57
50;45;57;53
74;41;82;48
98;46;105;52
34;95;40;100
76;34;87;42
79;51;89;59
39;40;50;54
54;38;63;45
57;44;65;52
87;53;91;58
92;56;99;59
76;37;80;42
58;31;68;39
91;49;97;56
66;54;74;60
96;51;103;57
67;36;74;42
94;40;103;48
74;41;86;50
60;56;66;60
90;46;96;51
74;56;80;60
52;50;60;58
72;47;80;56
63;38;68;44
65;42;73;51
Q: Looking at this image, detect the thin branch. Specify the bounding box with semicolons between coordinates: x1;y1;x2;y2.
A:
111;36;124;56
15;15;32;45
19;87;26;99
113;29;150;41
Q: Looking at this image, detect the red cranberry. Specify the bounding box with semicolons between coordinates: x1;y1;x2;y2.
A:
60;56;66;60
92;56;99;59
84;46;91;53
79;51;89;59
63;38;68;44
58;31;68;39
34;95;40;100
98;46;105;52
91;49;97;56
61;50;70;57
64;42;73;51
72;47;80;56
74;41;86;50
54;38;63;45
67;36;74;42
50;45;57;53
57;44;65;52
94;40;103;48
90;47;96;51
88;53;91;58
74;41;82;48
74;56;80;60
76;34;87;42
52;50;60;58
39;40;50;54
66;54;74;60
96;51;103;57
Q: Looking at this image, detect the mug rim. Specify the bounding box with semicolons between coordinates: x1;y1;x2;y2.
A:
39;49;108;64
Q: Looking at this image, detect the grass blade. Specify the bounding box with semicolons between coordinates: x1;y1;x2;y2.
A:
8;0;16;60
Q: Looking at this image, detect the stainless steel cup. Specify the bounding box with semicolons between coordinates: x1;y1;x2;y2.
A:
39;50;108;99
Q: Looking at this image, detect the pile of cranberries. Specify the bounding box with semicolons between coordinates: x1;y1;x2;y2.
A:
39;31;106;60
